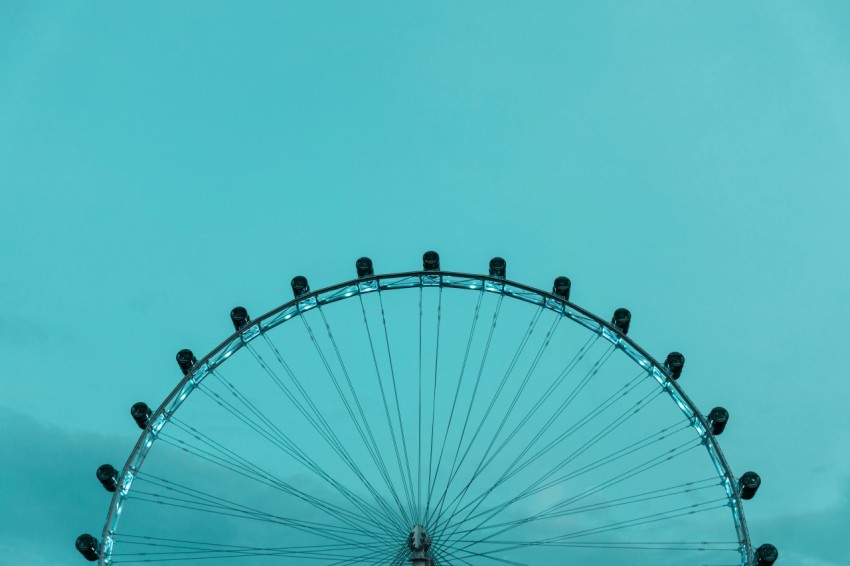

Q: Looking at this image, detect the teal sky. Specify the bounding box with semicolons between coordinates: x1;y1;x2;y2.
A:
2;2;849;564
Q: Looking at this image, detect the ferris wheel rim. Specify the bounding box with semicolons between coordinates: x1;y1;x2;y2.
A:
98;268;753;565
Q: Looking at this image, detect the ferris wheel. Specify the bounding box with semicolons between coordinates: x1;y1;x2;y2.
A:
76;254;779;565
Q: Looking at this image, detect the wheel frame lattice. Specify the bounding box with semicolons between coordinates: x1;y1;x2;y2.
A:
97;269;754;565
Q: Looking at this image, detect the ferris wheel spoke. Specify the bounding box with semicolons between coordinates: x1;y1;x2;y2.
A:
440;390;677;537
495;343;619;479
441;525;740;559
443;437;708;552
234;348;398;531
377;543;413;566
432;351;635;542
384;542;414;566
151;438;394;540
156;415;400;540
450;539;741;551
124;491;366;538
546;437;705;514
428;322;598;543
429;334;599;541
433;309;557;534
467;314;562;472
108;541;397;563
181;380;403;534
129;475;390;545
428;294;505;528
357;292;419;525
430;542;480;566
247;335;411;534
371;544;405;566
466;332;598;485
483;365;650;493
417;286;424;522
425;286;443;526
240;342;361;462
424;290;484;525
112;533;372;550
537;437;706;514
444;427;692;541
320;300;417;513
531;477;722;524
107;530;400;563
195;378;395;527
125;475;396;547
521;387;668;490
522;420;693;505
434;339;618;539
450;476;720;537
319;541;404;566
376;289;418;519
447;476;720;545
301;309;414;528
109;537;380;560
435;541;531;566
549;498;732;541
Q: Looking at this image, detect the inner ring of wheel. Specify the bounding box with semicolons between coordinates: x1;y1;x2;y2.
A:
99;270;753;564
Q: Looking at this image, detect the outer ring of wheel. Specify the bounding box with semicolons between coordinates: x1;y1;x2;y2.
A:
98;270;753;565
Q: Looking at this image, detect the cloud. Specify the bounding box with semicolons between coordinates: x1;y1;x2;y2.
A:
0;408;133;564
755;485;850;566
4;404;835;566
0;315;61;347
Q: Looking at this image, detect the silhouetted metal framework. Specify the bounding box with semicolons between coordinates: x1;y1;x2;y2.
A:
80;258;776;565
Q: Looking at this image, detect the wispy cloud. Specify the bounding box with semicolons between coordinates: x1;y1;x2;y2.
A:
0;408;133;564
756;482;850;566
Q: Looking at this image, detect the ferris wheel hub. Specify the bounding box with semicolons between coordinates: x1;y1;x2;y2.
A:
408;524;433;564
